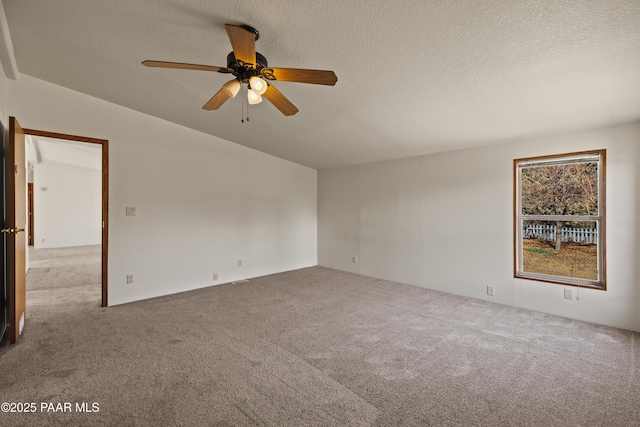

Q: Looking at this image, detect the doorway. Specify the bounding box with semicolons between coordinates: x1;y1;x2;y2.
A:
23;128;109;307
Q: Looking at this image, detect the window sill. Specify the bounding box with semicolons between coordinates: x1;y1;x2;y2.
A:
515;272;606;290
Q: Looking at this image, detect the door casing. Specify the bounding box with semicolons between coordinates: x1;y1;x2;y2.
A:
23;128;109;308
27;183;34;246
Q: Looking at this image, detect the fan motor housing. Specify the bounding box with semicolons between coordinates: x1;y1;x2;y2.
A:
226;51;269;82
226;52;268;69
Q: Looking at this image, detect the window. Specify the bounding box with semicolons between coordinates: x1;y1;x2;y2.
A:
514;150;606;289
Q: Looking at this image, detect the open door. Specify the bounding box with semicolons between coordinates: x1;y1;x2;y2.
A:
4;117;27;344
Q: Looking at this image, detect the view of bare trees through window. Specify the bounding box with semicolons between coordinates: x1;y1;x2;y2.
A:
519;160;601;283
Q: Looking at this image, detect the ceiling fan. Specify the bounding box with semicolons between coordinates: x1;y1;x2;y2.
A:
143;24;337;117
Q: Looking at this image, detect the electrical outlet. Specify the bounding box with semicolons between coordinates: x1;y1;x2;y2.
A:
126;274;134;284
352;256;358;263
238;259;242;267
564;288;573;299
487;286;495;296
126;206;136;216
212;273;218;281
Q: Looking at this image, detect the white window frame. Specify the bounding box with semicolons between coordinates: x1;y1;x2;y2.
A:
514;150;606;289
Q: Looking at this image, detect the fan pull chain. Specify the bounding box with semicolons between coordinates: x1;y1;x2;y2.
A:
241;84;245;123
245;84;250;122
239;84;250;123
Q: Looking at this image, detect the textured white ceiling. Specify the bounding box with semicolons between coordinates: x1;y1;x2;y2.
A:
3;0;640;169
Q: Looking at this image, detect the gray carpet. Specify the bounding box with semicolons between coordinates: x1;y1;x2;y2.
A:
1;246;639;426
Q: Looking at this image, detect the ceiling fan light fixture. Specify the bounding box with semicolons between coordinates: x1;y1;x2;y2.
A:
249;76;268;95
143;23;337;117
247;88;263;105
222;79;241;98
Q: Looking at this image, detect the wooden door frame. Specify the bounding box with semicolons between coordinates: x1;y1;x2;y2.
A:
23;128;109;307
27;183;34;246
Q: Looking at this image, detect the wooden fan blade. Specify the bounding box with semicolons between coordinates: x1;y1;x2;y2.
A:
225;24;256;65
202;88;231;110
263;84;299;116
142;60;231;73
264;67;337;86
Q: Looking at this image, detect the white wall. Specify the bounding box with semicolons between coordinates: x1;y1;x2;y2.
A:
8;75;317;306
33;160;102;248
319;122;640;332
